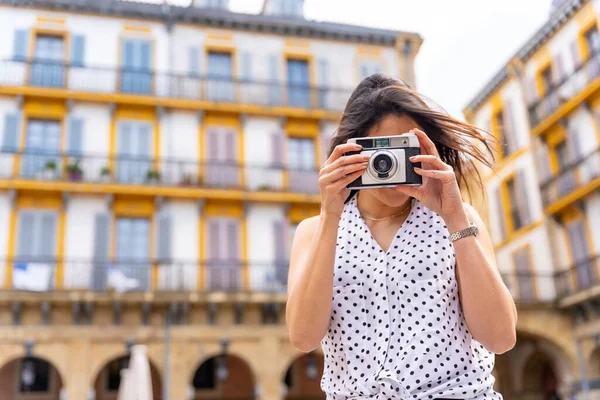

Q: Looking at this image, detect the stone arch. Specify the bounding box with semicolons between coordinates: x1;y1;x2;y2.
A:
281;352;325;400
0;355;64;400
587;346;600;377
92;354;162;400
189;352;256;400
88;345;163;390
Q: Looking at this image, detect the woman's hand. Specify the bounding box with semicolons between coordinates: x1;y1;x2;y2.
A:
394;129;466;223
319;143;369;218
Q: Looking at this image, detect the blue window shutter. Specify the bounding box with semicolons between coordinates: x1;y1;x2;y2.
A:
155;211;172;261
71;35;85;67
38;213;57;259
188;46;201;77
12;29;28;61
67;118;83;156
140;40;151;71
93;213;111;261
268;54;281;105
16;211;35;258
2;112;21;152
241;51;252;81
317;58;329;86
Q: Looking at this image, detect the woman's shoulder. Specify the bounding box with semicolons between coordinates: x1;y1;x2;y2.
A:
295;215;321;237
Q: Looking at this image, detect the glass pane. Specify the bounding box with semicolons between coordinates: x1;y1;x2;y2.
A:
507;179;523;230
556;141;569;170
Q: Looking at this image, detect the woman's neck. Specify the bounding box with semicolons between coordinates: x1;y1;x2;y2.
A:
356;191;411;220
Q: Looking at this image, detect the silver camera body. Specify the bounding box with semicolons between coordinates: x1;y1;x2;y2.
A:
346;133;422;189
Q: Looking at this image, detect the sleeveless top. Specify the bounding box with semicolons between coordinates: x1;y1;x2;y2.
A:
320;195;501;400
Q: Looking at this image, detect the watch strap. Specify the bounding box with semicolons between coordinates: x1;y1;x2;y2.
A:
450;223;478;242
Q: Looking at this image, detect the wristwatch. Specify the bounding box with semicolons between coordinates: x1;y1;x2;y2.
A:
450;223;479;242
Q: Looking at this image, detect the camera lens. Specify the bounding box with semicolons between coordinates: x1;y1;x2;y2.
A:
373;154;393;174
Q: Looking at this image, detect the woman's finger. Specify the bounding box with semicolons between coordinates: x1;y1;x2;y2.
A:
321;161;368;183
412;129;440;158
329;169;365;192
394;184;423;201
409;155;451;171
414;167;455;182
325;143;362;165
321;154;370;175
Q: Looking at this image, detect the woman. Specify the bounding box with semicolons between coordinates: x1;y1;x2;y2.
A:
285;74;516;400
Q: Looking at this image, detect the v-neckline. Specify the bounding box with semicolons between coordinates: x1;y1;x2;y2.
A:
352;194;416;255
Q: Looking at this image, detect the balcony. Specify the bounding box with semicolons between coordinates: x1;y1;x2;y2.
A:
0;150;321;202
0;59;352;114
528;49;600;129
555;255;600;304
3;258;290;294
540;148;600;212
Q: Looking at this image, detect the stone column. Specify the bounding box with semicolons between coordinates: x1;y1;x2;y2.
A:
258;335;282;400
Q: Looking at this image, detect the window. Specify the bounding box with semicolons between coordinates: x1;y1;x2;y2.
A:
205;127;239;187
269;0;304;17
19;358;51;393
495;111;507;158
585;26;600;56
30;35;65;87
206;217;241;290
207;51;234;102
566;218;595;289
359;61;383;80
116;121;152;184
506;178;523;231
120;39;152;94
513;247;535;301
115;218;150;290
288;138;315;171
541;66;553;93
15;211;57;262
21;119;61;178
287;59;310;108
555;140;570;171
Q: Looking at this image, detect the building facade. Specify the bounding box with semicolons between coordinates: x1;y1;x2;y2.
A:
0;0;423;399
464;0;600;398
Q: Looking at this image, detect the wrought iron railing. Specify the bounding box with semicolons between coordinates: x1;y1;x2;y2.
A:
0;59;352;112
528;49;600;127
554;255;600;298
540;147;600;207
4;258;290;293
0;150;320;194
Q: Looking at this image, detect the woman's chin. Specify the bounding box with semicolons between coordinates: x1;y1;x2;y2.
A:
373;187;410;207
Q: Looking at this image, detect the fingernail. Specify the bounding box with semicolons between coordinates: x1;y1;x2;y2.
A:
409;156;416;160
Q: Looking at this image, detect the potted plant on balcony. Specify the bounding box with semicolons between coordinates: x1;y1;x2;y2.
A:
99;166;111;183
66;160;83;182
256;184;275;192
179;173;194;187
146;169;161;184
43;160;57;180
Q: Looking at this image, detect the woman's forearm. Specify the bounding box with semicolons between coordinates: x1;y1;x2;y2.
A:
286;214;340;352
445;211;517;354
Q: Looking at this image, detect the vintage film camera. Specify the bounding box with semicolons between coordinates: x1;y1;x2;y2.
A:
346;133;422;189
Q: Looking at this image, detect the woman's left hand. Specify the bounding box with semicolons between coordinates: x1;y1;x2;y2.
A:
394;129;466;222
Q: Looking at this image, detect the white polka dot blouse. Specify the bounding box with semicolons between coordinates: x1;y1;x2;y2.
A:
320;195;502;400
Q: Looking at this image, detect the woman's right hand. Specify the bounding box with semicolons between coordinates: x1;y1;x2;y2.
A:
319;143;370;218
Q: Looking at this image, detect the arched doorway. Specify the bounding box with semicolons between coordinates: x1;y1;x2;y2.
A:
283;352;324;400
0;356;63;400
586;347;600;398
191;354;255;399
522;351;560;400
93;355;162;400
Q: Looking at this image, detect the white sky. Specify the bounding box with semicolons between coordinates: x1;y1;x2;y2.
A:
170;0;551;119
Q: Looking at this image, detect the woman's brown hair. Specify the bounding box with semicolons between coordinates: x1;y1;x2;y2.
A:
328;74;495;201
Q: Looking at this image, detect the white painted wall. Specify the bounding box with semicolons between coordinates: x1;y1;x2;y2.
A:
320;121;338;165
568;105;599;154
157;200;200;291
160;111;199;184
495;225;555;301
69;104;111;180
586;193;600;255
243;117;283;190
246;204;287;292
500;79;530;149
63;196;107;289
